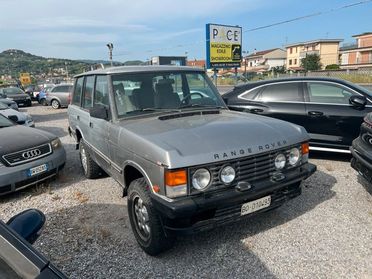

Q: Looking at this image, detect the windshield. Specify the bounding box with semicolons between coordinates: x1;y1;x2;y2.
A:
0;114;13;128
2;87;24;95
111;71;225;117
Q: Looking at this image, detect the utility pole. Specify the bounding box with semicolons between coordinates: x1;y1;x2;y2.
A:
106;43;114;67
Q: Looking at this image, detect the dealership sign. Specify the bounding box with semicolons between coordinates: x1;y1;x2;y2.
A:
206;23;242;68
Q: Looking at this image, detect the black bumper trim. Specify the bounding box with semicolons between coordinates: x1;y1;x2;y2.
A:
152;163;316;234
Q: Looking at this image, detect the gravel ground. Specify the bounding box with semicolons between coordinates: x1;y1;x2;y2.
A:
0;104;371;279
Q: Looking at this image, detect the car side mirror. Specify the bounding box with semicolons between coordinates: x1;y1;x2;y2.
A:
8;115;19;122
6;209;46;244
350;95;367;108
90;104;109;120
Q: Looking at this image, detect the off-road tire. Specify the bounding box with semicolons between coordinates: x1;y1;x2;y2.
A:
128;178;175;255
79;139;102;179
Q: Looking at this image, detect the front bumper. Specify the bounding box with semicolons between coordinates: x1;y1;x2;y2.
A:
152;162;316;235
350;138;372;182
0;147;66;196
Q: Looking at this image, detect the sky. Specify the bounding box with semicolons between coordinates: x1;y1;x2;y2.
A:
0;0;371;62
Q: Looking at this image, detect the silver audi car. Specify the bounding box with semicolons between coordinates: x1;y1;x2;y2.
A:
0;114;66;195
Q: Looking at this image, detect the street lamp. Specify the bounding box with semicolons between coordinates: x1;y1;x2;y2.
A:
106;43;114;67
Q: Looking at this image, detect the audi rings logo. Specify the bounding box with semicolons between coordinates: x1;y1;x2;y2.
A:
22;149;42;159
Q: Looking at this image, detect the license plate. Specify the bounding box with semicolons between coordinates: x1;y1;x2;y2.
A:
28;164;48;177
241;196;271;216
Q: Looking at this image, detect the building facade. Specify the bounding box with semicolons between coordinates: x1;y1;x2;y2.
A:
340;32;372;69
285;39;342;70
241;48;286;73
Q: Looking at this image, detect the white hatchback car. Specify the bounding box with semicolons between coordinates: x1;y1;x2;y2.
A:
0;101;34;127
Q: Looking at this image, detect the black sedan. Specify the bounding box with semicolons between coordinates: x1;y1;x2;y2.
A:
351;113;372;183
0;87;32;107
223;77;372;153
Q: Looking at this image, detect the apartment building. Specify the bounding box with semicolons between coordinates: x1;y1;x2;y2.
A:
285;39;342;70
340;32;372;69
241;48;286;73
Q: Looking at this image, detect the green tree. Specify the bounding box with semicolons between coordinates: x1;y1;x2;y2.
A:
301;53;322;71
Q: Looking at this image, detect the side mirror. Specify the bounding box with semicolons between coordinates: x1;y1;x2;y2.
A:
6;209;46;244
90;104;109;120
8;115;19;123
350;95;367;108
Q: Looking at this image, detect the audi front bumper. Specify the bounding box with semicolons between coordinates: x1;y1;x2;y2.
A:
0;147;66;196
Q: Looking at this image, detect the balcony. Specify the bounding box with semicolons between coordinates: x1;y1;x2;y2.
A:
299;50;320;59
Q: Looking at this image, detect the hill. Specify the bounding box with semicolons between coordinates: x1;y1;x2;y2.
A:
0;49;135;77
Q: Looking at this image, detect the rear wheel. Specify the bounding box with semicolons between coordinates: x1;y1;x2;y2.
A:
79;139;102;179
40;98;47;106
128;178;174;255
51;99;60;109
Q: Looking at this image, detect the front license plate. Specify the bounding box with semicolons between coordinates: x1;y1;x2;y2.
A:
241;196;271;216
28;164;48;177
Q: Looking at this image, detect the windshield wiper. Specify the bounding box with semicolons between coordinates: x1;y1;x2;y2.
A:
126;108;180;114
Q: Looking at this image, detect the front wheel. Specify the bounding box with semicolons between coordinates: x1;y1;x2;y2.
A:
40;98;47;106
128;178;174;255
51;99;60;109
79;139;102;179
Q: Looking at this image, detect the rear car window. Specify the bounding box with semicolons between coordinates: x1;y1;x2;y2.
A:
257;83;301;102
72;77;84;106
94;75;109;106
83;76;95;109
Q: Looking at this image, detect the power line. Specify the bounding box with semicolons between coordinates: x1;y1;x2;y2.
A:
113;0;372;57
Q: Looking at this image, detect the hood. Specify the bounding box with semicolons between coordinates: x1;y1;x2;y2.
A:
0;98;15;106
0;108;27;121
0;126;55;156
118;110;309;168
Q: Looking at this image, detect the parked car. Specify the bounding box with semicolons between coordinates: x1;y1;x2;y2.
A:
0;96;18;110
0;101;34;127
0;86;32;107
46;84;73;109
223;77;372;153
68;66;316;255
36;83;55;103
0;114;66;195
351;112;372;183
0;209;67;278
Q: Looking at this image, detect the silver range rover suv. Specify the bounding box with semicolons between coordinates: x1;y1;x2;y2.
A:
67;66;316;255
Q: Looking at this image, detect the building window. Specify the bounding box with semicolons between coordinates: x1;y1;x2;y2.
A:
249;62;253;67
290;48;293;54
289;59;292;65
294;59;297;65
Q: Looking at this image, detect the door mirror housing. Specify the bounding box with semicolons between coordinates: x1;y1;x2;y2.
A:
90;104;109;120
350;95;367;108
6;209;46;244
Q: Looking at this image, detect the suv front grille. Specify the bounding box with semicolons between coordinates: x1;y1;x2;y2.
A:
2;143;52;166
189;146;298;194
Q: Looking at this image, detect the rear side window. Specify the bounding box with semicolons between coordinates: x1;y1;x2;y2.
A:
72;77;84;105
83;76;95;109
94;76;109;106
52;85;69;93
240;87;261;100
257;83;301;102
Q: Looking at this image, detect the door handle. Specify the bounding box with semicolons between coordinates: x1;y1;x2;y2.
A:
89;122;93;128
76;115;80;120
250;108;264;113
308;111;324;116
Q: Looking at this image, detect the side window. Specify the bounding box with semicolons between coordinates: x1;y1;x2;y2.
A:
307;82;355;104
240;87;261;100
94;76;109;106
72;77;84;106
83;76;95;109
257;83;301;102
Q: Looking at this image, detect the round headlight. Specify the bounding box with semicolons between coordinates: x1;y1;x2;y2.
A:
220;166;236;184
192;168;211;190
274;153;286;170
289;148;300;166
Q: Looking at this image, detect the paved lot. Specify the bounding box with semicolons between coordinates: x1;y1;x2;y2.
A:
0;104;371;279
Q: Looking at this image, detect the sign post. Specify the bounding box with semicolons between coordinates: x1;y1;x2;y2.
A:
206;23;242;71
